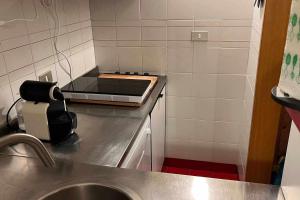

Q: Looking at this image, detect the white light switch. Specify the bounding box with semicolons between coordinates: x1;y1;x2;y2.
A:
191;31;208;41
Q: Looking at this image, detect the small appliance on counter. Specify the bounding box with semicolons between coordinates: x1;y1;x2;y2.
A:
19;81;77;144
61;68;158;107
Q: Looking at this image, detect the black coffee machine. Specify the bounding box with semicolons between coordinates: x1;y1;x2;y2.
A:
20;80;77;144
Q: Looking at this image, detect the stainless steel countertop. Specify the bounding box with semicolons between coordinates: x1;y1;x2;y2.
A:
1;76;167;167
0;155;285;200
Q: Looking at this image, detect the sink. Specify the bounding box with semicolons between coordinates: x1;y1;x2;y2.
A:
39;183;136;200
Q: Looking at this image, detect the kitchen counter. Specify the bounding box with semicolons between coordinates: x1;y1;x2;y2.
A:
1;76;166;167
0;155;284;200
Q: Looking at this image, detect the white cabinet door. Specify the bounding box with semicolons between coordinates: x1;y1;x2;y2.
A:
151;87;166;172
120;116;151;171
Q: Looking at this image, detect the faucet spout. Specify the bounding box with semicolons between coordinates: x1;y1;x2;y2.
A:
0;133;55;168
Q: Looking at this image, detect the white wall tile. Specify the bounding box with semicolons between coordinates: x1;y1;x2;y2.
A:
118;47;142;72
142;47;165;73
3;45;33;72
93;27;117;40
31;39;54;62
142;27;166;41
69;30;83;48
167;27;193;41
141;0;166;19
167;73;193;97
0;54;7;76
91;0;116;21
167;47;193;73
95;46;118;71
213;122;241;144
117;27;141;41
116;0;140;21
167;0;194;19
166;96;195;119
0;75;14;119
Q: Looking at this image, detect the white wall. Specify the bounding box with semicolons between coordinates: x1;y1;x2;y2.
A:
238;4;265;180
91;0;253;165
282;122;300;200
0;0;95;126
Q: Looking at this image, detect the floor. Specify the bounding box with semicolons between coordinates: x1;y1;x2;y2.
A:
161;158;239;181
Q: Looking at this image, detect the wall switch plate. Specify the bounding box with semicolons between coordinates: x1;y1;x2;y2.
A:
191;31;208;41
39;71;53;82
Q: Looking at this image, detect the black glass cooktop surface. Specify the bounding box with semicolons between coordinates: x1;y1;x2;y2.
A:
61;77;151;97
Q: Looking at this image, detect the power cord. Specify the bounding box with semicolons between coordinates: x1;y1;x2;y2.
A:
40;0;73;82
6;98;22;130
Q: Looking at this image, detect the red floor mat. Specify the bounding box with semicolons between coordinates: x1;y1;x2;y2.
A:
161;158;239;181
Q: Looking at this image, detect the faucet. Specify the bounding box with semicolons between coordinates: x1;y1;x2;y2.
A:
0;133;55;168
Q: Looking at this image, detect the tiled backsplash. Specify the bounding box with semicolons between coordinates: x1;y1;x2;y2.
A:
0;0;95;125
90;0;253;166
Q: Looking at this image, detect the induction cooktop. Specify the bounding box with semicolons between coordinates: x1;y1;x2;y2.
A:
61;72;156;105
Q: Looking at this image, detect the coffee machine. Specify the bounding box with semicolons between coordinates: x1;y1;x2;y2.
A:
19;80;77;144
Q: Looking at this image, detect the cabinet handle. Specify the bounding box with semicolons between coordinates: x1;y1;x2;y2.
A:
159;93;164;98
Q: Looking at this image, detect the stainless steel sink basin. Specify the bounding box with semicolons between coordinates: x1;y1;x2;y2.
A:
39;183;136;200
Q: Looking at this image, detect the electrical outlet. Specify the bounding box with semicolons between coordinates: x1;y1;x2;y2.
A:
191;31;208;41
39;71;53;82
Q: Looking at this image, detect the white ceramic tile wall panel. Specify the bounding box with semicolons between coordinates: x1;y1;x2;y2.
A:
167;0;194;19
69;30;83;48
55;60;72;87
31;39;54;62
79;0;91;21
215;99;245;122
8;64;35;82
29;30;51;43
63;0;81;25
142;27;166;41
220;27;251;42
117;47;142;72
167;27;193;41
0;75;14;120
212;143;239;164
215;75;246;99
193;44;220;74
22;0;50;34
93;27;117;40
166;73;193;97
70;51;85;79
90;0;116;21
3;45;33;72
141;0;167;20
0;54;6;76
218;48;249;74
116;27;141;41
55;34;70;51
165;139;192;159
81;27;93;42
1;35;30;52
142;47;165;73
192;74;218;98
213;122;241;144
95;46;118;71
166;118;196;140
194;98;216;121
167;47;193;73
166;96;196;119
115;0;140;21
